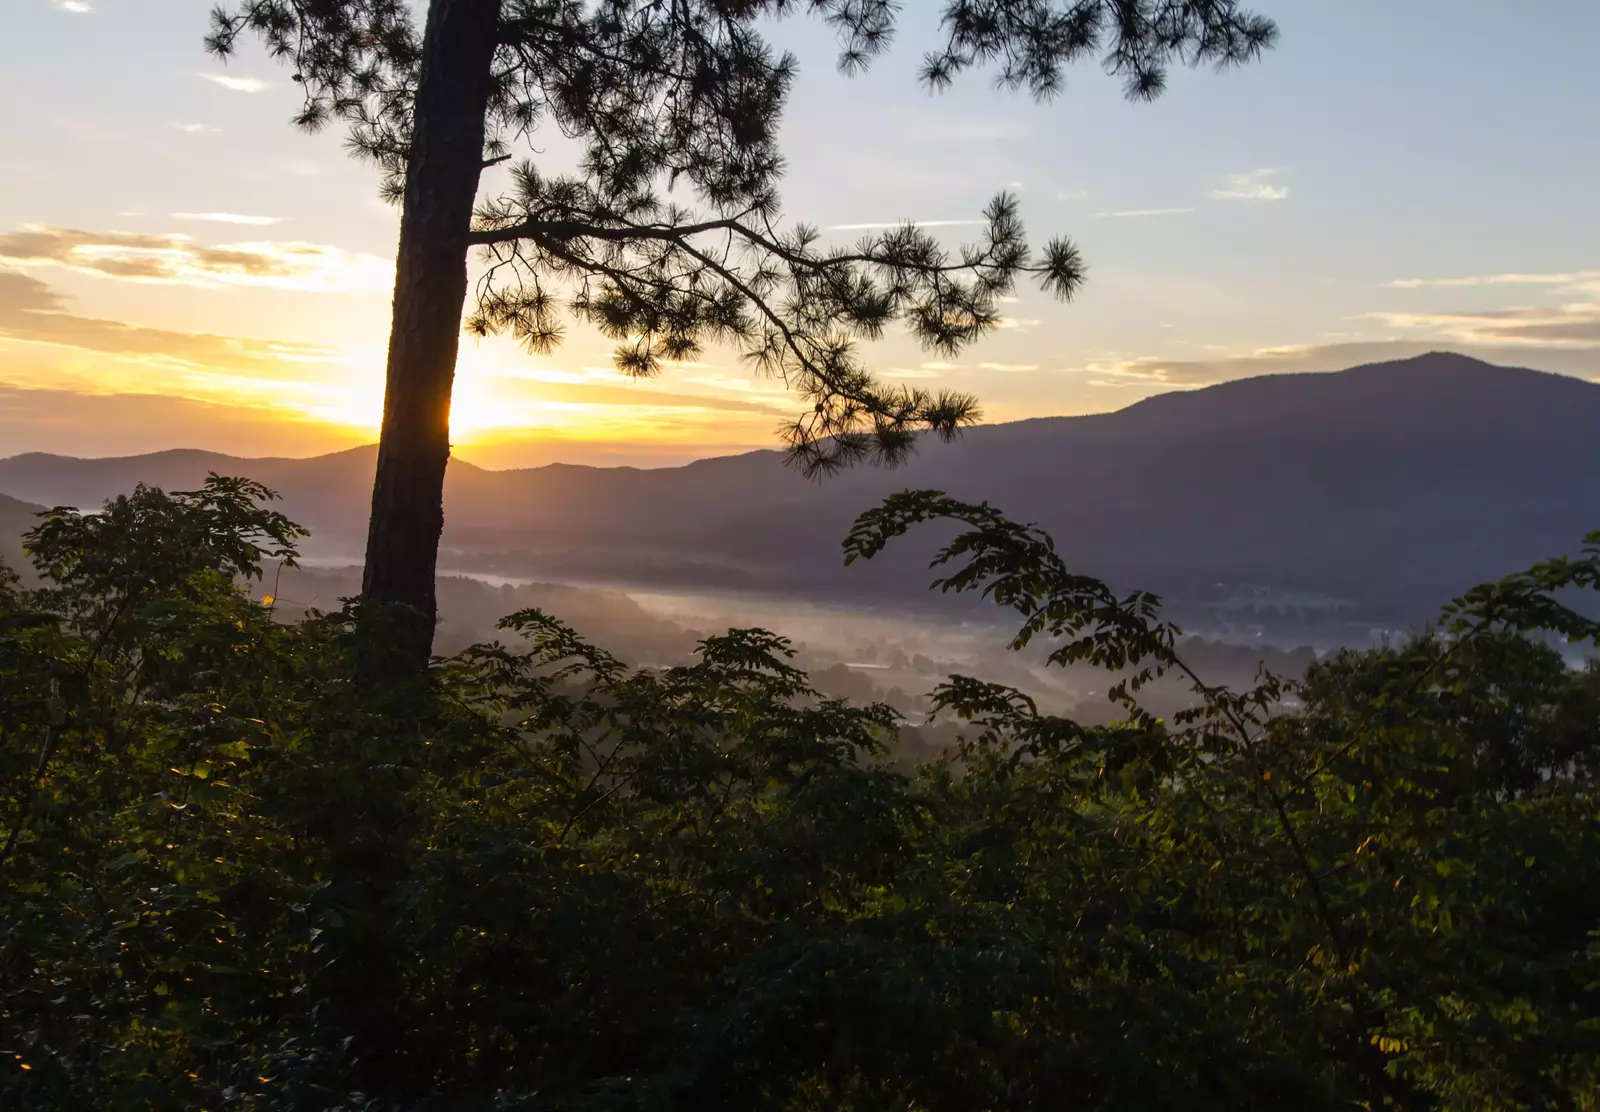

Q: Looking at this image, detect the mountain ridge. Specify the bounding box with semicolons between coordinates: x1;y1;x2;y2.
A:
3;352;1596;627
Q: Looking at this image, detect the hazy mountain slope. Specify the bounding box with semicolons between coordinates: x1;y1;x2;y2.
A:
0;443;797;546
0;492;45;580
694;353;1600;604
4;353;1597;615
0;447;384;540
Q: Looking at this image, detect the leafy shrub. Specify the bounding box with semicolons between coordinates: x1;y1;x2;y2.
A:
1;478;1597;1109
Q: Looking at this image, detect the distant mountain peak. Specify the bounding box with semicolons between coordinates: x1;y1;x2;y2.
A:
2;352;1595;627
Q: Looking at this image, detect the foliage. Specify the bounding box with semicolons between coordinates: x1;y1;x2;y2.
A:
205;0;1274;472
2;477;1598;1109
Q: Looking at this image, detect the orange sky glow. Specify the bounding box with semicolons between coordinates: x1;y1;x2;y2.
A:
4;2;1599;468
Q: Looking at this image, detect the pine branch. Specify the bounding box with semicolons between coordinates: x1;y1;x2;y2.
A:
213;0;1273;471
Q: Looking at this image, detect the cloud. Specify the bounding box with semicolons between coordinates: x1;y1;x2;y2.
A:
0;225;392;293
0;268;348;373
1212;169;1289;202
1385;269;1600;295
455;438;764;471
0;383;369;461
1091;208;1195;219
1368;268;1600;349
0;269;67;315
0;375;775;469
171;212;285;227
977;362;1040;372
169;122;220;134
826;219;988;231
52;0;92;11
672;369;800;404
481;375;791;417
1073;340;1600;388
996;318;1042;331
0;267;382;439
1501;320;1600;344
0;266;807;465
1365;307;1600;348
198;73;269;94
1055;190;1089;202
479;363;798;418
1080;344;1364;386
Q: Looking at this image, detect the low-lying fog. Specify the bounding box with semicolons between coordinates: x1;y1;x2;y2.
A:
270;560;1331;737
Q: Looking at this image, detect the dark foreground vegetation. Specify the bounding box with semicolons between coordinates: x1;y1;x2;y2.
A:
3;477;1599;1109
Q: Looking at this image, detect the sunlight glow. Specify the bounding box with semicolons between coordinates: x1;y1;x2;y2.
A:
270;341;781;456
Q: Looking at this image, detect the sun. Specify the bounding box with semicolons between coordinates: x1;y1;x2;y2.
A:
277;339;754;457
284;343;577;441
447;368;549;440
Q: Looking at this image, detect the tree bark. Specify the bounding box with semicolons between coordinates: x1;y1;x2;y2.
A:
361;0;500;669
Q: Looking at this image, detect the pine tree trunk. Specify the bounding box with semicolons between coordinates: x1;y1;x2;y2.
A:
361;0;500;668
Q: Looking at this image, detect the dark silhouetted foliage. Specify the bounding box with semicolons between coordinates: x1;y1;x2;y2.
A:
2;477;1597;1108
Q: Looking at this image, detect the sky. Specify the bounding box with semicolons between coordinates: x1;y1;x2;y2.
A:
3;0;1599;468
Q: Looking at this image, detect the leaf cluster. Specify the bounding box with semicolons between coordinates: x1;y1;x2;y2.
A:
3;479;1597;1109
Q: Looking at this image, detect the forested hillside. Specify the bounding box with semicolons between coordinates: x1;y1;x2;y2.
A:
6;354;1596;631
4;477;1598;1107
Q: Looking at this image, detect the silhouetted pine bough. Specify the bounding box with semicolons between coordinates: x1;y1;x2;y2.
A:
205;1;1277;665
2;476;1598;1109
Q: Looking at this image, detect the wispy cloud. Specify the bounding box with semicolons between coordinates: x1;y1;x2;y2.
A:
1213;168;1290;202
1074;340;1600;388
1055;190;1089;202
1365;307;1600;348
52;0;92;11
826;219;987;231
0;382;372;461
673;370;799;403
0;225;392;293
478;376;792;418
1078;345;1375;387
171;212;285;227
1372;268;1600;348
1386;270;1600;292
0;272;792;460
1091;208;1195;219
978;362;1040;372
199;73;269;94
0;268;347;373
169;122;219;134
